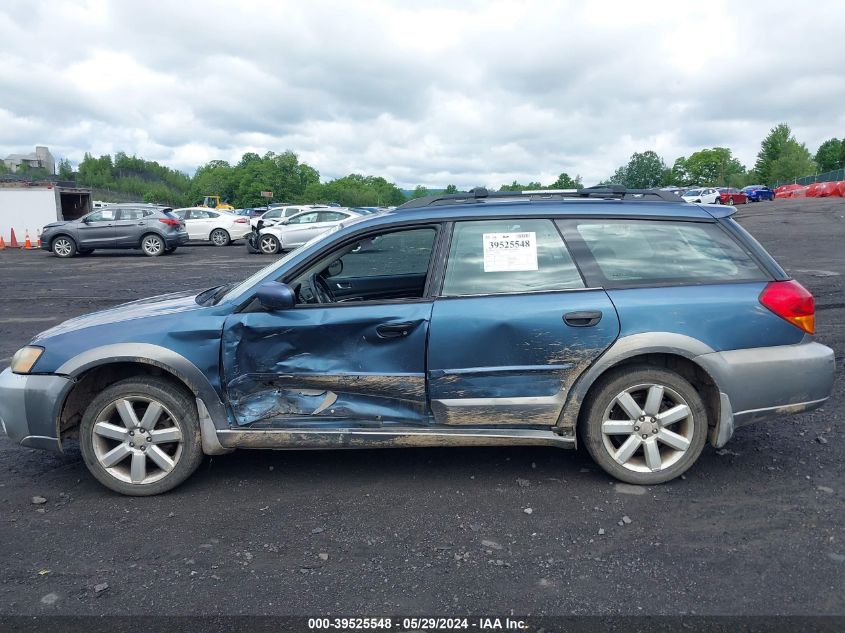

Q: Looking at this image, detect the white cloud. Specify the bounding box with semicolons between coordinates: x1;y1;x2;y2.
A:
1;0;843;187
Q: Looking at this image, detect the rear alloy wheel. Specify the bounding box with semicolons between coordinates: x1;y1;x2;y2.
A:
52;237;76;258
210;228;230;247
141;234;165;257
259;234;281;255
581;366;708;485
79;377;203;495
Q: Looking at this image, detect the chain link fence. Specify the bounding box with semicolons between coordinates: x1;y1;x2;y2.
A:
774;168;845;188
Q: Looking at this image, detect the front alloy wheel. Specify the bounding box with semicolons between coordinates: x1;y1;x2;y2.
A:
259;234;280;254
79;377;203;495
52;237;76;258
581;366;708;484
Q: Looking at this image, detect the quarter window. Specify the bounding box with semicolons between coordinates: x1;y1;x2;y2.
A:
441;219;584;296
572;220;766;284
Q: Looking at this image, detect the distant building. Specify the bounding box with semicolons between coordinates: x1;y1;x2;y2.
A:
3;146;55;175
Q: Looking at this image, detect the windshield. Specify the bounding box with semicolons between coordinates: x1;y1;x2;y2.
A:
683;189;701;196
217;224;344;303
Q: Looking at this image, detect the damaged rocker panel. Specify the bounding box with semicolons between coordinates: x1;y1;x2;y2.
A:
215;426;576;450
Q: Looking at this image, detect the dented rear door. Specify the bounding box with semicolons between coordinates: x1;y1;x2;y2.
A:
221;302;432;427
427;218;620;426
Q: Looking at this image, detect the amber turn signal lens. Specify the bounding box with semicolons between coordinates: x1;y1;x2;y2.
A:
10;346;44;375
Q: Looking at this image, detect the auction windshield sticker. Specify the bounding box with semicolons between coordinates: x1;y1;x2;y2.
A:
482;232;538;272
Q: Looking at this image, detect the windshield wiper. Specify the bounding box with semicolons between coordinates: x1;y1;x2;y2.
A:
195;283;234;306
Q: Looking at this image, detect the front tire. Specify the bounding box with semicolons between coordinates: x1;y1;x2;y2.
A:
141;234;165;257
210;228;230;247
79;377;204;496
258;234;280;255
580;365;708;485
52;236;77;258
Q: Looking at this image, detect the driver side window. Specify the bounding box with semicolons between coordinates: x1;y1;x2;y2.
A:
288;227;438;305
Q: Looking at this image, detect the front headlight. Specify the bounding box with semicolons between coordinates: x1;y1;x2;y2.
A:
10;346;44;374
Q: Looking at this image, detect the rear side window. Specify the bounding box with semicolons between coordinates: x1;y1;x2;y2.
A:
570;220;766;285
442;219;585;296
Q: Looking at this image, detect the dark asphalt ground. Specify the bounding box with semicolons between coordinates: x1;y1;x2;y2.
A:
0;199;843;617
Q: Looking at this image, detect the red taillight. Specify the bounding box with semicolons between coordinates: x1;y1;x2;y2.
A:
234;217;248;223
159;218;181;227
759;280;815;334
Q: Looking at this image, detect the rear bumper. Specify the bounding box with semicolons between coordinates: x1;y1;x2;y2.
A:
167;231;189;246
696;340;835;445
0;368;69;452
229;224;252;240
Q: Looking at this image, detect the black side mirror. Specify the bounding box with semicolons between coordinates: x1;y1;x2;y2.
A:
256;281;295;311
256;219;265;230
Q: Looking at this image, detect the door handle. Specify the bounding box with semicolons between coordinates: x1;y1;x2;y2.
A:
335;282;352;289
564;310;603;327
376;321;416;339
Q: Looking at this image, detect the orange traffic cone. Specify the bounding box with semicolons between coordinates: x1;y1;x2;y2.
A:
23;230;34;249
0;235;6;250
9;228;18;248
36;231;42;248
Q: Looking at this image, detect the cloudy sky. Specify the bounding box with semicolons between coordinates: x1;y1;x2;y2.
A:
2;0;844;188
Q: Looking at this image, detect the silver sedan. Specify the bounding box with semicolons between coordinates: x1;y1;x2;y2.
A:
255;208;361;254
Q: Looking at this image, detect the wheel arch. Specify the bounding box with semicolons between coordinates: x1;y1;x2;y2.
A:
54;343;230;450
558;333;727;447
50;233;77;248
138;231;165;247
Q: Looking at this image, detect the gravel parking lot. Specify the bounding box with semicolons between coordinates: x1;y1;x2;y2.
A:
0;199;843;616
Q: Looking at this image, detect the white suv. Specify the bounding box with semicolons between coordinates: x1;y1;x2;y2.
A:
681;188;720;204
172;208;252;246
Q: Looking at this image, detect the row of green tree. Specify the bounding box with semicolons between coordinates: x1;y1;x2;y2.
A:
604;123;844;189
54;121;844;207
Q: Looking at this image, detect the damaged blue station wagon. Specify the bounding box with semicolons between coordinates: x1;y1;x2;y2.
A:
0;187;835;495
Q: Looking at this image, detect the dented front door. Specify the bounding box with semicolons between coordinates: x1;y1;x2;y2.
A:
221;302;432;427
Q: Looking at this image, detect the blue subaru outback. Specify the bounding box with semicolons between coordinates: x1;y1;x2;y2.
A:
0;187;835;495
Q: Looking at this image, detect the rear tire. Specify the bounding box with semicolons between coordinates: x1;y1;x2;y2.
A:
210;228;230;247
79;377;204;496
727;197;734;205
52;236;77;258
580;365;708;485
141;234;165;257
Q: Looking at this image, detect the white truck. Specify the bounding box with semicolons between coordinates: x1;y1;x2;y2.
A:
0;184;91;245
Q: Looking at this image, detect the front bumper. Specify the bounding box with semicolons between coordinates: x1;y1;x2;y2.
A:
696;340;836;445
0;368;71;452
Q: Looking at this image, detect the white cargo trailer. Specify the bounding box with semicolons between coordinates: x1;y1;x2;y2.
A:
0;183;91;244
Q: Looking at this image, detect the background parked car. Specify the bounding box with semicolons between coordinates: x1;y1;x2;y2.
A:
717;188;749;205
250;204;331;228
254;208;360;254
172;207;251;246
742;185;775;202
40;204;188;258
233;208;268;220
681;188;720;204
